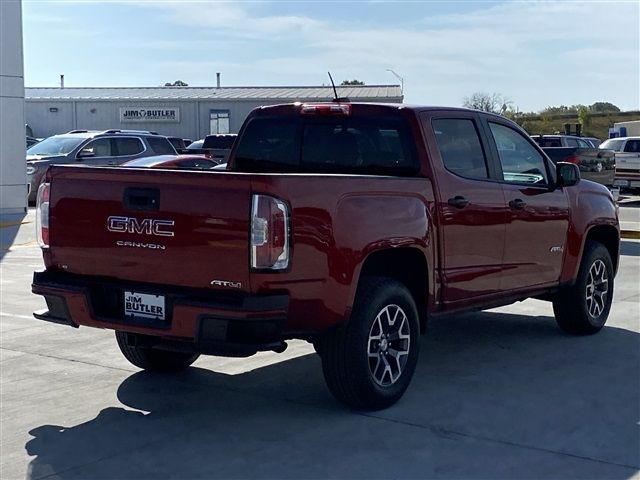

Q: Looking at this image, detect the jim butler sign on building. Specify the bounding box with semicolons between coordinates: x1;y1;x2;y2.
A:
120;107;179;122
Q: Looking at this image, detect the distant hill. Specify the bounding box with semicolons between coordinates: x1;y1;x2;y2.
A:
514;111;640;140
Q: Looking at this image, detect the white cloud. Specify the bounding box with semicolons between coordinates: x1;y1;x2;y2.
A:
26;0;640;111
138;0;638;111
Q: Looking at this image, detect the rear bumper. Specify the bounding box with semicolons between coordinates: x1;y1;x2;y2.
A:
32;270;290;356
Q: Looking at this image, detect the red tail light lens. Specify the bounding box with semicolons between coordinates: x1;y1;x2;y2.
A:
250;194;290;270
300;103;351;116
36;182;50;248
565;155;580;165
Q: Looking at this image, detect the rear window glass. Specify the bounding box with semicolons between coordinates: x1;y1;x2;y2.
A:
599;139;625;152
147;136;177;155
234;116;419;175
203;135;236;149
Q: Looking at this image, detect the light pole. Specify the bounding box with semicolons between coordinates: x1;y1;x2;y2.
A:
386;69;404;95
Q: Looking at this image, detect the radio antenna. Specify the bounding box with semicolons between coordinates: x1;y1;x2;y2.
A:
327;72;339;101
327;72;350;103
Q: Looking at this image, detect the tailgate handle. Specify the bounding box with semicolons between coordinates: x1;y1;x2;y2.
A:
124;188;160;211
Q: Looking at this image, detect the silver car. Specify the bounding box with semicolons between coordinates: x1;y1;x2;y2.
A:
26;129;176;203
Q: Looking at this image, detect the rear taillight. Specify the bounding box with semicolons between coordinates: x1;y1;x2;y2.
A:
565;154;580;165
300;103;351;116
36;182;50;248
250;194;290;270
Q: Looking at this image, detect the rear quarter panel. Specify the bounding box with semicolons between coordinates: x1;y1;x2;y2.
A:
250;174;436;332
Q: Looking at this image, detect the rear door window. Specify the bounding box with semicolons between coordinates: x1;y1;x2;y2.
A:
234;116;419;175
538;137;562;147
80;138;113;157
114;137;144;156
432;118;489;180
147;136;177;155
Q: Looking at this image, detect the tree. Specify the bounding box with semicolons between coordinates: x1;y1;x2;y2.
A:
541;105;577;115
578;105;592;129
340;79;365;85
164;80;188;87
462;92;512;114
589;102;620;113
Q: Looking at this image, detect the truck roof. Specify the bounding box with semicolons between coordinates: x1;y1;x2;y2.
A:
254;102;508;119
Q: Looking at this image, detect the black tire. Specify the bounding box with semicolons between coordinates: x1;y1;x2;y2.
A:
552;241;614;335
115;331;200;372
319;276;420;410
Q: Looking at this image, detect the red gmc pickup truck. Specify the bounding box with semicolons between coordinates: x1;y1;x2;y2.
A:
32;103;620;410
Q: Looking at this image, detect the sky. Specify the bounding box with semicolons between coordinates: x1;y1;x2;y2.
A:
22;0;640;112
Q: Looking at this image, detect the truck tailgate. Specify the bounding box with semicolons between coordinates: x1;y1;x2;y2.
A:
47;166;252;292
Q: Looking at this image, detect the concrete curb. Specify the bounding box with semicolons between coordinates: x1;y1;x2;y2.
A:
621;230;640;240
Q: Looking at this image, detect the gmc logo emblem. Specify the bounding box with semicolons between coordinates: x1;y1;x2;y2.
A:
107;216;175;237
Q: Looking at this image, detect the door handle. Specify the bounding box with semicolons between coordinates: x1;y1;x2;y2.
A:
448;196;469;209
509;198;526;210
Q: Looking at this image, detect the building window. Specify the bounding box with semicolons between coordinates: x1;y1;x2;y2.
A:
210;110;230;134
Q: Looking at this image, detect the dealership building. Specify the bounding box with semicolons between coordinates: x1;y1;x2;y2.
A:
25;85;403;141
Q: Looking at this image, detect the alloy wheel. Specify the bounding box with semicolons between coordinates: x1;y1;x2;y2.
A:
586;259;608;318
367;304;411;387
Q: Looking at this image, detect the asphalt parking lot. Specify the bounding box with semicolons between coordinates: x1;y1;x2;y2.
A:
1;209;639;479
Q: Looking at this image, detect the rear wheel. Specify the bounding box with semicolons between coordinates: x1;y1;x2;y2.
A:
552;241;614;335
115;331;200;372
319;277;420;410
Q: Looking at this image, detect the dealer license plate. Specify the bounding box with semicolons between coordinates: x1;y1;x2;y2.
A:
124;291;166;321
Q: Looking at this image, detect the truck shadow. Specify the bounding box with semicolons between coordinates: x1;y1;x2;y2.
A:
25;311;639;479
620;240;640;256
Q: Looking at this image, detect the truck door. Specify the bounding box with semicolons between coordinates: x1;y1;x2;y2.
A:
483;119;570;290
421;112;507;303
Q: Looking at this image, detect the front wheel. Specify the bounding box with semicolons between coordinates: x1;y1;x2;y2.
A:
115;331;200;372
553;241;614;335
319;277;420;410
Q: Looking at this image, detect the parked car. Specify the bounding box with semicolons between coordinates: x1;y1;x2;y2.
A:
32;103;619;410
25;129;177;203
185;139;204;151
186;134;237;163
26;136;40;148
166;137;188;152
583;136;602;148
600;136;640;190
182;139;193;147
123;154;218;170
531;135;616;190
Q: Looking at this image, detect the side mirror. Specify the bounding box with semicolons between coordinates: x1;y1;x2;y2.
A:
77;149;95;160
556;162;580;187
